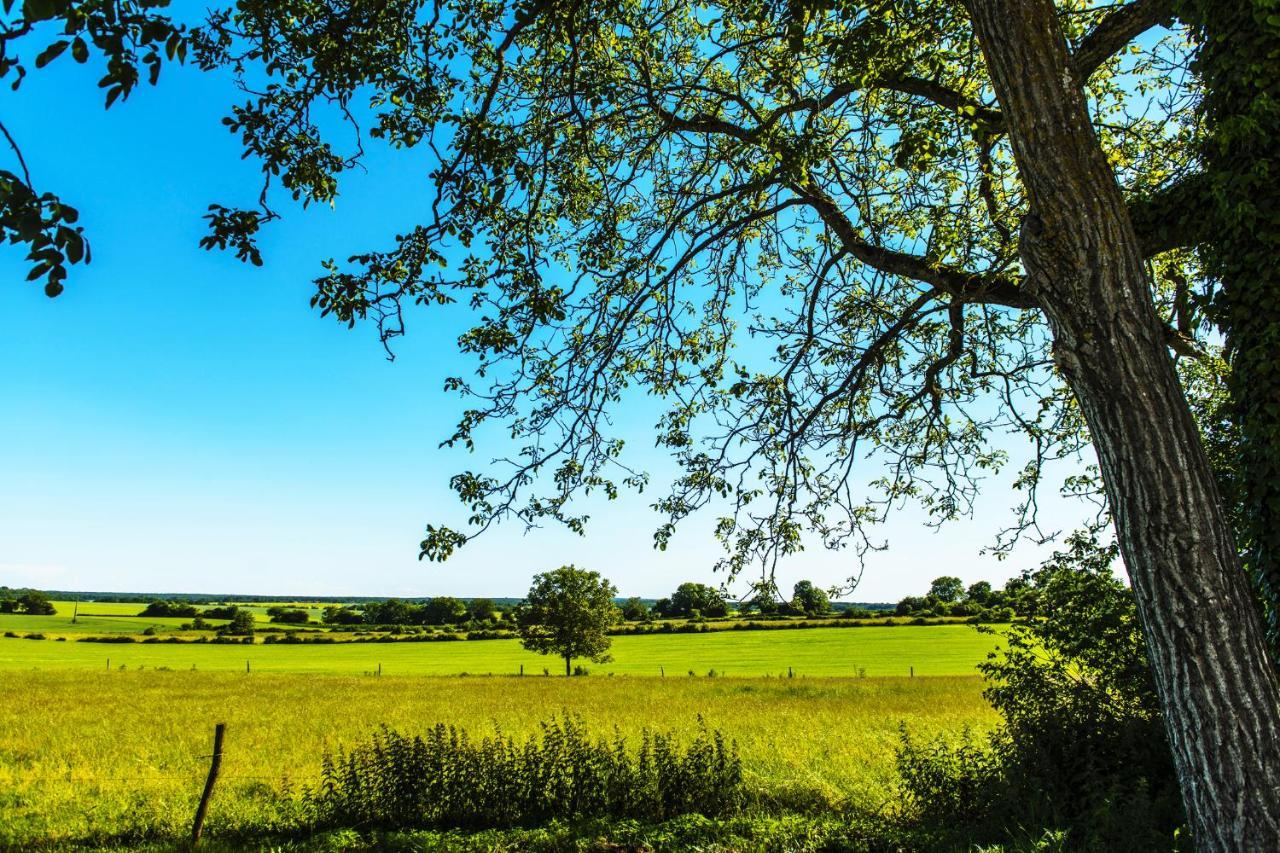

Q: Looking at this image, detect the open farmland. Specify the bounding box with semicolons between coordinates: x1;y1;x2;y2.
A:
0;623;998;677
0;670;995;847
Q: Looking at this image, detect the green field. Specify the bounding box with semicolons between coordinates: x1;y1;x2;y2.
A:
0;623;997;677
1;622;1003;847
0;600;324;635
0;670;995;847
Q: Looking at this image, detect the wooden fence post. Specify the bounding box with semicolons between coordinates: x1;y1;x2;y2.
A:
910;666;914;678
191;723;225;846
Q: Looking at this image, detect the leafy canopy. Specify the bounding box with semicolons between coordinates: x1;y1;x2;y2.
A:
519;565;619;669
4;1;1215;591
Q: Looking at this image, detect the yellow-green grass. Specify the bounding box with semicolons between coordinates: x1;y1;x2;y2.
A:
0;601;322;636
1;601;208;636
0;670;996;846
0;624;997;677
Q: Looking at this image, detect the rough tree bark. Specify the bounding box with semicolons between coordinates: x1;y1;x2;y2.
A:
967;1;1280;849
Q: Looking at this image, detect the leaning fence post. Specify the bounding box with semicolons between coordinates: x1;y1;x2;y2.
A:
191;723;226;846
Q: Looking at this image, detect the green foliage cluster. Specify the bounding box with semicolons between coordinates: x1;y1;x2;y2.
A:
1174;0;1280;655
0;589;56;615
789;581;832;617
519;566;618;675
326;597;499;628
307;715;742;830
895;575;1022;621
898;534;1183;850
138;599;198;618
267;606;311;624
655;583;729;618
0;0;187;295
217;609;256;637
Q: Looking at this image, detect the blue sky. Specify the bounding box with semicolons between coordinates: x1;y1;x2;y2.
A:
0;52;1094;600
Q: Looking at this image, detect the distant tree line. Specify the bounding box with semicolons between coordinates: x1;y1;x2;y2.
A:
322;597;503;628
894;576;1030;621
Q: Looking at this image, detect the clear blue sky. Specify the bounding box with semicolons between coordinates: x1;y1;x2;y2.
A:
0;54;1093;600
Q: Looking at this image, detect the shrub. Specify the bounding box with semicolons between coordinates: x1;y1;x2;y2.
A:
897;532;1184;850
139;600;198;618
307;714;742;830
16;590;55;615
218;609;256;637
268;606;311;624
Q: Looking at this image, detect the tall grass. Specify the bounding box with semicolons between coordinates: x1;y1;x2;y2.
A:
0;670;995;846
309;715;741;829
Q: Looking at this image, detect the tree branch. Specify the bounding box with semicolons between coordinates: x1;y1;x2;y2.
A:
1073;0;1176;80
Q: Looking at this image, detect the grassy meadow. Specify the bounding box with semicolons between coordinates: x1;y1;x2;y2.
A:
0;600;330;635
2;615;1005;847
0;623;997;677
0;670;995;847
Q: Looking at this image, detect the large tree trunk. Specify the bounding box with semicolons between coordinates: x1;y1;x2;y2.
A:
968;1;1280;849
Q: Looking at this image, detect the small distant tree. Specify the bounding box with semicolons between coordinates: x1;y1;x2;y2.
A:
929;576;966;604
422;596;468;625
621;597;650;622
467;597;498;622
365;598;415;625
202;605;240;620
218;609;256;636
653;598;673;618
0;598;17;614
322;605;365;625
17;590;55;616
791;580;832;616
267;606;310;624
519;566;619;676
668;583;729;618
896;596;928;617
140;599;199;618
742;584;781;615
966;581;994;606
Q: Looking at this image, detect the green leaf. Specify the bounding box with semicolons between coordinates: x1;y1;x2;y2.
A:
33;40;68;69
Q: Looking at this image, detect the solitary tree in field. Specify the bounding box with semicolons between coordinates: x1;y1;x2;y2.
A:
6;1;1280;845
519;566;618;676
790;580;831;616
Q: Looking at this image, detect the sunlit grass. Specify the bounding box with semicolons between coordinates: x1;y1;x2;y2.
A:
0;624;998;677
0;670;995;846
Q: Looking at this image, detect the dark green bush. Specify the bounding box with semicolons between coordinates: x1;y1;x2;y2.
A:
897;532;1185;851
307;714;742;830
